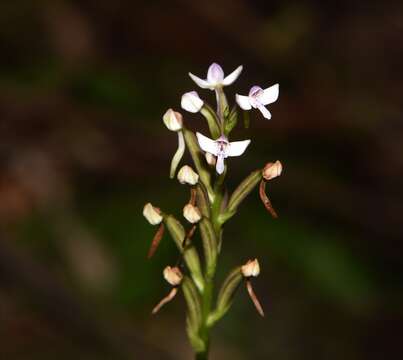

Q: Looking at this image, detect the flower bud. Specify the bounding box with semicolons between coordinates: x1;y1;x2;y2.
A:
183;203;202;224
163;266;183;286
181;91;204;113
163;109;183;131
205;152;216;166
262;160;282;181
177;165;199;185
241;259;260;278
143;203;163;225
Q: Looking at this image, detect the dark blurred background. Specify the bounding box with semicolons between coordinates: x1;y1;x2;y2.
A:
0;1;402;359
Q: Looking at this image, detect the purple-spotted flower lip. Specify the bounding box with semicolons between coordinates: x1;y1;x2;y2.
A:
189;63;243;90
196;132;251;174
236;84;279;120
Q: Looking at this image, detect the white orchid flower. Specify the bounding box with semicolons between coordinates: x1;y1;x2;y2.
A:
196;132;251;175
189;63;243;90
236;84;279;120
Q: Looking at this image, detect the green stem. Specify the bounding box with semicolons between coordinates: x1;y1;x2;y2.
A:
195;189;222;360
190;88;228;360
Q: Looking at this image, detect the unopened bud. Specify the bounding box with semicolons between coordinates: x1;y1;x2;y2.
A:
183;203;202;224
181;91;204;113
163;266;183;286
163;109;183;131
262;160;282;181
241;259;260;278
205;152;216;166
143;203;163;225
177;165;199;185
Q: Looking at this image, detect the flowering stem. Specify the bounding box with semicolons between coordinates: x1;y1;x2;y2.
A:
193;184;224;359
146;63;282;360
215;86;228;127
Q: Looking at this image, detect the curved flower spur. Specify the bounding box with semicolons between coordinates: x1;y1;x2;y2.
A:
143;63;283;359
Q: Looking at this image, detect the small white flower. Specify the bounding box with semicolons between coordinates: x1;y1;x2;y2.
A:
177;165;199;185
143;203;163;225
163;109;183;131
263;160;283;181
163;266;183;286
196;132;251;175
241;259;260;278
189;63;243;90
181;91;204;113
236;84;279;120
183;203;202;224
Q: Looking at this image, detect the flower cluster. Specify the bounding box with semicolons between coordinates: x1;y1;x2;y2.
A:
143;63;283;358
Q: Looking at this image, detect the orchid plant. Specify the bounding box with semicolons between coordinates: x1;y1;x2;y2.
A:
143;63;282;359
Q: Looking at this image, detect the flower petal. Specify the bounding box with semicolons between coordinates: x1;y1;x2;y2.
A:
257;104;272;120
196;132;218;156
260;83;279;105
207;63;224;84
216;155;225;174
227;139;251;157
222;65;243;86
188;72;211;89
235;94;252;110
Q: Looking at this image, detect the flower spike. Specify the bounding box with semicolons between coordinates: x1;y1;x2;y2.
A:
146;63;284;355
189;63;243;90
196;132;251;174
236;84;279;120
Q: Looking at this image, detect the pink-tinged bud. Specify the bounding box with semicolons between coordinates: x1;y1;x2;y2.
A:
205;152;216;166
163;266;183;286
183;203;202;224
241;259;260;278
177;165;199;185
181;91;204;113
263;160;282;181
143;203;163;225
163;109;183;131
